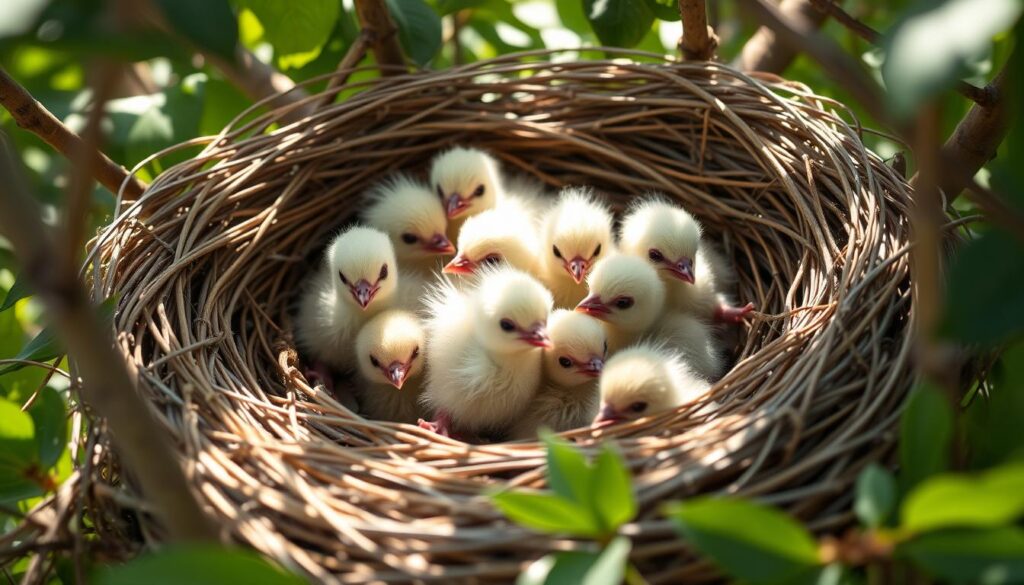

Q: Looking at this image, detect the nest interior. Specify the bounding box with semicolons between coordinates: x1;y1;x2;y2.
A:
88;51;915;583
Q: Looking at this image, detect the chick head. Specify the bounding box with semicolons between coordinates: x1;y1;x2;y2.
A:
576;254;665;333
542;187;614;285
472;266;554;354
364;176;454;262
429;146;502;220
327;226;398;311
544;309;607;387
443;209;535;276
595;345;681;424
619;198;703;286
355;310;425;390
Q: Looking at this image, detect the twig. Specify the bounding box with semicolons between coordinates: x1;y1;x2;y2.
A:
0;137;217;543
202;47;317;124
965;179;1024;236
317;31;373;109
733;0;829;74
0;68;145;199
677;0;718;61
353;0;407;75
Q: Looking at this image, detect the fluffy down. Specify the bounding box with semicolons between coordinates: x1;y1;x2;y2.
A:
354;309;428;424
595;342;711;425
539;187;615;308
361;175;453;276
444;200;540;277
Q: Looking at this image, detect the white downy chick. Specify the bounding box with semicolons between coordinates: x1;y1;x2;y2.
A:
430;147;504;238
296;226;398;373
442;202;540;277
618;197;753;323
361;175;455;276
594;342;711;426
577;254;722;380
420;266;554;438
539;187;615;308
508;310;605;440
354;309;428;424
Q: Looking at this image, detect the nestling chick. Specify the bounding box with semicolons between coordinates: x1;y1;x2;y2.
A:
443;202;540;276
594;342;711;426
420;266;554;438
430;147;503;238
618;197;753;323
508;310;605;439
354;309;427;424
361;175;454;276
539;187;614;308
296;226;398;375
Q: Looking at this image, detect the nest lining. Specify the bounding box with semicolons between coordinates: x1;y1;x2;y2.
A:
86;50;915;583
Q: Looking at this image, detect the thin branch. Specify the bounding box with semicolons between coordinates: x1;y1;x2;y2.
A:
317;31;373;109
733;0;829;74
677;0;718;61
202;47;317;124
353;0;407;75
0;138;218;543
0;67;145;200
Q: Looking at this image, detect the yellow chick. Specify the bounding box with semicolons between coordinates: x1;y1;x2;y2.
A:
508;309;605;440
538;187;615;308
618;197;753;323
442;202;540;277
361;175;455;277
354;309;428;424
593;342;711;426
420;266;554;438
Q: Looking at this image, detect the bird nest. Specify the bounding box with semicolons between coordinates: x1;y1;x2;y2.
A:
85;50;916;582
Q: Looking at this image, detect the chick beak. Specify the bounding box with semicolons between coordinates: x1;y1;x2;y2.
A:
566;256;589;285
350;279;378;310
594;403;623;425
383;361;409;390
576;356;604;378
666;257;695;284
445;194;471;219
442;254;476;274
519;324;552;348
575;294;611;319
423;233;455;255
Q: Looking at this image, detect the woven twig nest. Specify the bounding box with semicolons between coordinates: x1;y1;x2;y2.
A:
89;50;915;582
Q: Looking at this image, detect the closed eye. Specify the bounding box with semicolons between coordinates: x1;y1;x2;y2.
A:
593;243;602;257
338;270;349;285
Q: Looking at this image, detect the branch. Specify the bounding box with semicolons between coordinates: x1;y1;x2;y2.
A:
733;0;829;74
317;31;373;108
353;0;407;75
677;0;718;61
0;67;145;200
0;138;218;543
202;47;317;123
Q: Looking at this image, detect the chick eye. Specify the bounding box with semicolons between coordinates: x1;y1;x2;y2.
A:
593;243;602;257
499;318;516;332
338;270;349;285
552;245;562;259
629;401;648;413
436;185;445;200
648;248;664;263
558;356;572;368
603;340;608;356
614;296;635;310
482;254;502;266
472;184;486;198
378;264;389;281
400;233;419;245
411;346;420;360
369;355;380;368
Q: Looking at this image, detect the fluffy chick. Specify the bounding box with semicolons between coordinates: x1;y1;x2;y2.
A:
618;197;753;323
508;310;605;439
443;201;540;277
594;342;711;426
361;175;454;276
354;309;427;424
296;226;399;374
539;187;615;308
420;266;554;438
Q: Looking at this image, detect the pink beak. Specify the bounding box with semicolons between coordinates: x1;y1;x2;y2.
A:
445;195;471;219
350;279;378;310
382;361;410;389
593;403;623;425
443;254;476;274
566;256;589;285
519;323;552;348
575;294;611;319
576;356;604;378
422;233;455;255
665;257;695;284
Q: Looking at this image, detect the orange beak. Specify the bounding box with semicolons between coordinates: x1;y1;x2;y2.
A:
565;256;589;285
575;294;611;319
443;254;476;274
422;233;455;255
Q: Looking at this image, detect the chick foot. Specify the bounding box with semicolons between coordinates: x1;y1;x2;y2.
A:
418;410;454;438
304;361;335;393
715;302;754;324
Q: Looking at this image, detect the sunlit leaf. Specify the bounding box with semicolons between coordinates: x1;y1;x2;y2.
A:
543;433;591;505
0;398;41;503
152;0;238;62
555;0;591;35
0;296;115;375
592;445;635;531
900;526;1024;584
492;491;602;537
387;0;443;67
238;0;338;67
94;545;305;585
28;387;65;469
516;537;631;585
0;273;30;312
855;464;897;529
902;464;1024;533
583;0;655;48
899;383;952;494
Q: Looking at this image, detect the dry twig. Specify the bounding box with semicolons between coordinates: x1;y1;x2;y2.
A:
677;0;719;61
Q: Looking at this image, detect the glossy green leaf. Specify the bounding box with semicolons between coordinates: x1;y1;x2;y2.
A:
0;398;41;503
387;0;442;67
555;0;591;35
517;537;631;585
237;0;339;64
583;0;655;48
899;383;952;494
0;274;30;312
543;433;591;506
0;297;115;376
592;445;635;532
900;526;1024;584
965;343;1024;468
668;498;821;584
94;545;305;585
902;464;1024;533
152;0;239;62
28;387;66;469
643;0;680;22
855;464;897;529
492;491;602;537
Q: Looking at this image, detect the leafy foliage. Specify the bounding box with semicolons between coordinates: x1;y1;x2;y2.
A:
387;0;443;67
899;383;952;494
152;0;239;61
94;545;306;585
583;0;655;48
855;464;898;529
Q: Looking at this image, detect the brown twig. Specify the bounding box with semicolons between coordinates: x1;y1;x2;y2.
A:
317;31;373;109
677;0;718;61
733;0;829;74
0;67;145;199
0;137;218;543
353;0;406;75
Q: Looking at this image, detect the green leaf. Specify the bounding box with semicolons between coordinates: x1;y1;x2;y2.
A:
583;0;656;48
555;0;591;35
152;0;239;62
0;397;41;503
387;0;442;67
643;0;680;21
899;383;952;494
94;545;305;585
492;491;602;537
882;0;1024;118
543;433;592;506
0;273;30;312
900;526;1024;584
940;229;1024;346
855;464;897;529
517;537;632;585
901;464;1024;533
965;343;1024;468
592;444;635;532
668;498;821;584
0;297;115;376
237;0;339;65
28;387;66;469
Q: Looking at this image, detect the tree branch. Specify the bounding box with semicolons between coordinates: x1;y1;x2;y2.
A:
353;0;407;75
0;67;145;200
317;31;373;109
202;47;317;123
677;0;718;61
0;138;218;543
733;0;829;74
